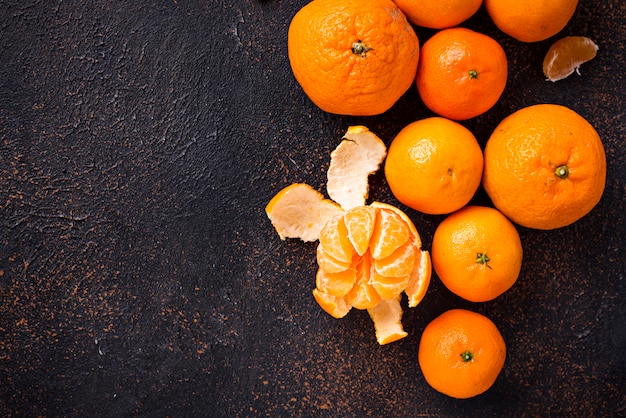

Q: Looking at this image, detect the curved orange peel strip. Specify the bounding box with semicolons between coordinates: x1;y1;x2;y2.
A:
367;295;408;345
266;183;343;242
327;126;387;211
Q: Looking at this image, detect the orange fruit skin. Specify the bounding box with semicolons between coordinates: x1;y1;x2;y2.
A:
288;0;419;116
483;104;606;230
484;0;578;43
415;27;507;121
394;0;483;29
384;117;483;215
418;309;506;399
431;206;523;302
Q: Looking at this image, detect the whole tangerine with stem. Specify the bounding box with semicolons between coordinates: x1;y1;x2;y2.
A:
483;104;606;230
418;308;506;399
431;205;523;302
288;0;419;116
384;117;483;215
415;27;508;121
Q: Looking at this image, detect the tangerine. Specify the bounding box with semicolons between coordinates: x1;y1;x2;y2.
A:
314;203;431;312
484;0;578;43
393;0;482;29
415;27;508;121
384;117;483;215
418;309;506;399
288;0;419;116
483;104;606;230
431;206;523;302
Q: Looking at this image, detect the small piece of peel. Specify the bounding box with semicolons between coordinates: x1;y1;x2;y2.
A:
327;126;387;210
368;296;408;345
266;183;343;242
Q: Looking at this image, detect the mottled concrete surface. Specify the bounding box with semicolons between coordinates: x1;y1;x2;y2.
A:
0;1;624;416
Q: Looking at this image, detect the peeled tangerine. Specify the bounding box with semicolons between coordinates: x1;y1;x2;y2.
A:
543;36;599;82
313;202;431;344
266;126;431;345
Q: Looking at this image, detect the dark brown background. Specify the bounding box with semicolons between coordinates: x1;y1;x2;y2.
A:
1;0;624;416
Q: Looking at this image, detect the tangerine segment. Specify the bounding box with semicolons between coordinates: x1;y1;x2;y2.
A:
373;241;416;278
316;245;352;274
344;205;377;256
543;36;598;82
327;126;387;210
371;201;422;247
367;296;408;345
313;289;352;319
316;266;357;298
266;183;343;242
369;208;411;260
345;256;381;310
319;215;354;264
369;269;410;300
418;309;506;399
405;249;432;308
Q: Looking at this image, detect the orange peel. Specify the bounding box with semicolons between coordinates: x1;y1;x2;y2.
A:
327;126;387;210
265;183;343;242
368;296;408;345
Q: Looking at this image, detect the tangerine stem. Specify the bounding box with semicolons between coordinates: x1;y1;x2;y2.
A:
352;40;371;57
476;252;492;269
469;69;478;79
460;350;474;362
555;165;569;179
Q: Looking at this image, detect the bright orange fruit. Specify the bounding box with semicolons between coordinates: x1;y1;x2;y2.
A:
418;309;506;399
431;206;523;302
288;0;419;116
415;27;507;121
484;0;578;43
483;104;606;230
384;117;484;215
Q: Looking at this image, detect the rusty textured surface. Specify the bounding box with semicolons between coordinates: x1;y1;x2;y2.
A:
0;1;624;416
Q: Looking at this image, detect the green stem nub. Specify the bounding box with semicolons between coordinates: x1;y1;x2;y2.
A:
469;69;478;79
352;40;371;57
476;252;492;269
460;350;474;362
555;165;569;179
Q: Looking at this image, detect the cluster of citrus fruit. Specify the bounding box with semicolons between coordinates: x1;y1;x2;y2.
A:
267;0;607;400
